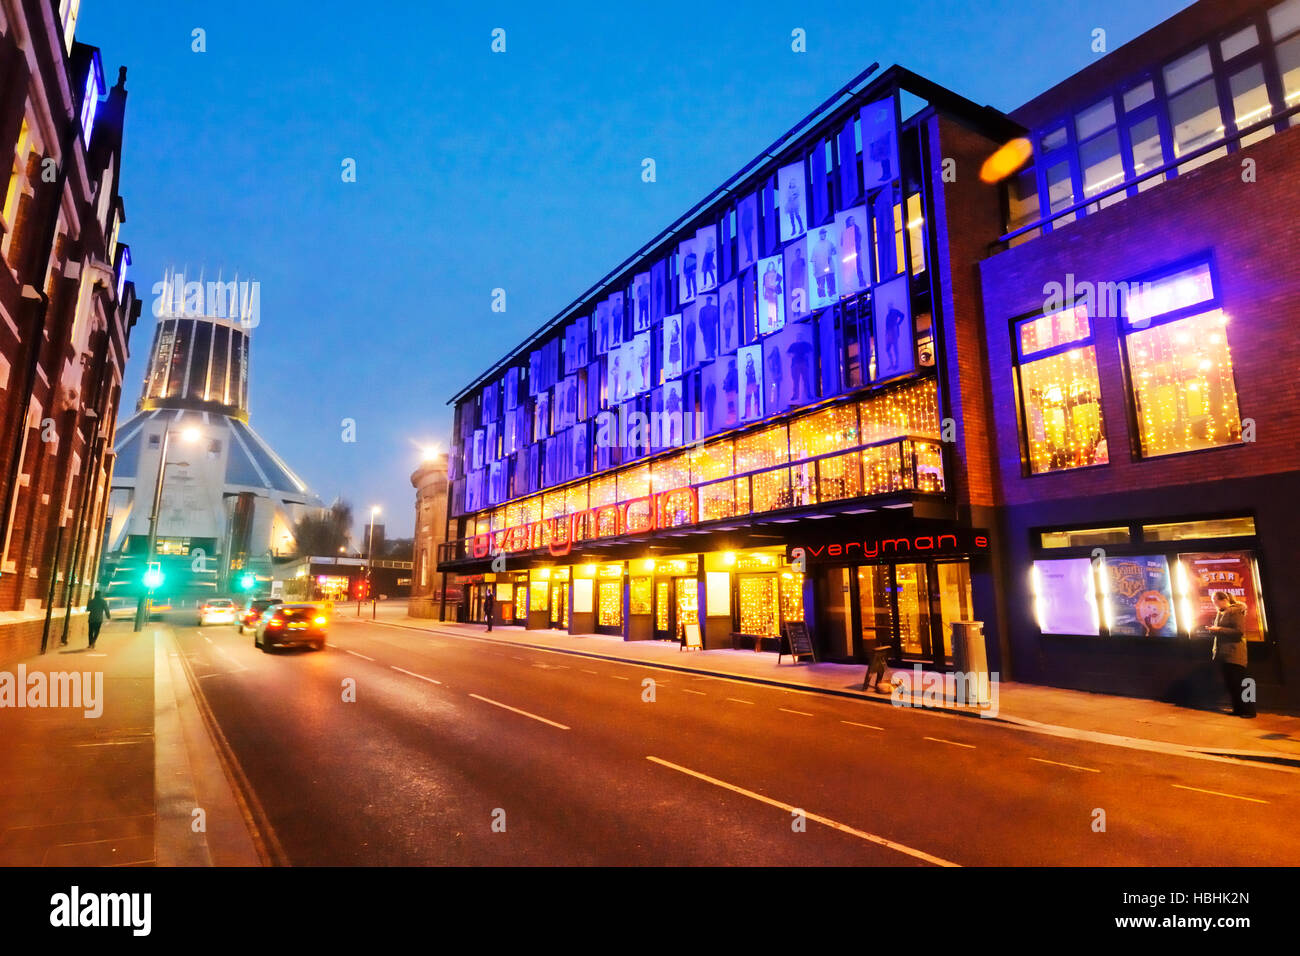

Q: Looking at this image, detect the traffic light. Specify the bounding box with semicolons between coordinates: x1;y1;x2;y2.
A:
238;572;256;591
143;562;163;589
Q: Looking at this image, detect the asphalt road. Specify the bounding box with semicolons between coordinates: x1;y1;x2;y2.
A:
169;614;1300;866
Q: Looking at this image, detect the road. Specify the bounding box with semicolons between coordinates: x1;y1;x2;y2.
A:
168;614;1300;866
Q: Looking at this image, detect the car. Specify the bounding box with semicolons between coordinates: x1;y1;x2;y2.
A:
254;603;328;652
237;597;282;634
198;598;237;626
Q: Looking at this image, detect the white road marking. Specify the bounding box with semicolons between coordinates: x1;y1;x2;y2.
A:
646;756;959;867
86;653;106;657
1030;756;1100;773
391;666;442;685
841;720;884;731
924;736;976;750
1171;784;1268;804
610;675;630;681
74;740;146;747
725;697;755;705
468;693;570;730
779;708;814;717
202;635;212;644
682;689;707;696
580;669;599;675
345;649;376;661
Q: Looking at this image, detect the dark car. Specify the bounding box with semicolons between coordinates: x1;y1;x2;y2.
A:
254;603;328;652
238;597;282;634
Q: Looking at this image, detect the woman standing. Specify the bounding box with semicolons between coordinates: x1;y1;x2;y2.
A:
1207;591;1255;717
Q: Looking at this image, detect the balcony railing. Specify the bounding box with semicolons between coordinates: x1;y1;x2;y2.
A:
436;434;944;566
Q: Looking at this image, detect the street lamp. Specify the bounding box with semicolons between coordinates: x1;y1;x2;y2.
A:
134;424;203;630
364;505;380;620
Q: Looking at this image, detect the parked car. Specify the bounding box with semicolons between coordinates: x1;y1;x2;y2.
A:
254;603;328;652
198;598;238;626
238;598;282;634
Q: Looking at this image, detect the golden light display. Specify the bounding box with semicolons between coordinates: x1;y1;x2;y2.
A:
738;575;780;637
597;581;622;627
1020;346;1108;473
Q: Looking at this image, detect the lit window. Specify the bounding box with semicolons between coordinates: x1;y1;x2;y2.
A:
1079;129;1124;210
1015;305;1109;474
1269;0;1300;43
1144;516;1256;541
1163;47;1226;172
1123;262;1241;458
1122;81;1155;113
1040;527;1131;549
1275;34;1300;123
1127;115;1166;192
1228;63;1274;145
1031;558;1101;635
80;53;103;147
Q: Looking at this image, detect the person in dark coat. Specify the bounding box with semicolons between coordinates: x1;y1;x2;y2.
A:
86;590;110;649
1207;591;1254;717
483;587;495;632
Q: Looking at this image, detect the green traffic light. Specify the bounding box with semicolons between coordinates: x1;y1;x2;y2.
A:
239;573;256;591
143;568;163;588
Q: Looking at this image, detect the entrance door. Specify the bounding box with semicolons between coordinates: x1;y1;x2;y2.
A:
894;563;933;659
823;567;855;661
655;580;672;639
856;565;893;656
674;577;698;641
550;582;568;628
934;561;974;665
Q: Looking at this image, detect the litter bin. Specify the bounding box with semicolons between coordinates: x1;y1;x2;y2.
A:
950;621;991;705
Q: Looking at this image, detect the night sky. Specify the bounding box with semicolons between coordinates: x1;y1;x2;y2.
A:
78;0;1191;537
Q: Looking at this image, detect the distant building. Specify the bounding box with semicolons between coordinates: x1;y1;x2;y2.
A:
0;5;139;664
104;268;322;603
408;451;449;618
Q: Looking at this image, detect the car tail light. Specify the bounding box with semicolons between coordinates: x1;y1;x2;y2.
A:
314;616;327;625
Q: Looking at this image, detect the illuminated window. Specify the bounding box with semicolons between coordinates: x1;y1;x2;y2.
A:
1123;263;1241;458
1164;47;1227;173
1144;516;1256;541
789;405;858;461
1041;526;1131;549
598;580;623;627
1014;305;1108;474
858;379;940;441
779;571;804;622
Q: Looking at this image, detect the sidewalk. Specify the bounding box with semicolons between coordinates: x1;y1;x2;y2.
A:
0;620;260;865
359;603;1300;766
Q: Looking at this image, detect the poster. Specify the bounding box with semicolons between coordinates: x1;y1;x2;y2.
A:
573;578;594;614
702;355;739;436
783;238;810;322
662;379;684;447
481;381;499;424
861;96;899;190
555;374;579;429
696;224;718;294
678;236;700;305
535;390;550;440
504;367;519;410
650;258;669;323
681;302;701;372
595;301;612;355
1033;559;1100;635
872;274;913;381
776;161;807;243
488;460;506;505
757;255;785;334
718;278;739;355
565;319;588;374
611;332;651;400
663;312;683;380
736;192;758;270
633;271;651;332
738;344;764;422
606;292;625;350
1178;551;1263;641
696;292;720;364
762;321;816;413
570;423;589;478
1105;555;1177;637
807;225;840;310
833;205;869;295
706;571;732;616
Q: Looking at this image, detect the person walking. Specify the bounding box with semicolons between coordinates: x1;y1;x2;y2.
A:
483;586;495;632
86;590;110;649
1207;591;1255;717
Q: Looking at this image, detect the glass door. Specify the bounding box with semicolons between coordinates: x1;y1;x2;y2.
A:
674;577;698;640
856;565;894;658
934;561;973;664
894;563;933;659
550;582;568;628
655;580;672;639
823;567;855;661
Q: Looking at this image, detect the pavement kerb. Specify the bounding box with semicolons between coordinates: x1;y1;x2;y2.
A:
344;617;1300;771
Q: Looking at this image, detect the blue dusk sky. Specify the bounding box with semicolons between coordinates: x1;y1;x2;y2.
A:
78;0;1191;537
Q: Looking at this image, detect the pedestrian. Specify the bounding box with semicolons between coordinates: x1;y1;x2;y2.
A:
86;589;110;649
863;634;891;692
1207;590;1255;717
483;586;495;632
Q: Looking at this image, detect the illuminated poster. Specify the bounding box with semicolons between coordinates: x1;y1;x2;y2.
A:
681;302;701;372
872;274;913;381
662;379;684;447
834;205;869;294
738;344;764;422
736;193;758;270
719;278;739;355
1179;552;1263;641
757;255;785;334
570;423;589;478
565;319;588;373
702;355;739;435
534;390;550;440
488;460;506;505
696;224;718;294
861;96;899;190
1033;559;1100;635
471;429;485;470
763;322;816;413
528;348;541;395
663;312;683;380
606;292;625;350
776;161;807;243
678;236;700;305
872;186;900;279
612;332;650;400
650;259;669;323
482;381;499;424
485;422;498;461
696;292;720;363
595;301;612;355
1105;555;1177;637
783;238;810;322
555;374;578;429
633;272;651;332
504;367;519;410
807;224;840;311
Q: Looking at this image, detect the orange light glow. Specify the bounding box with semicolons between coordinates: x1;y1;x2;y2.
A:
980;137;1033;183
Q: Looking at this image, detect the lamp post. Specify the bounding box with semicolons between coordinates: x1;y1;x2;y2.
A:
133;425;201;631
367;505;380;620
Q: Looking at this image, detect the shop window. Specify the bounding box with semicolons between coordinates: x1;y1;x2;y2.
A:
598;580;622;627
617;464;650;502
1031;558;1101;635
1143;516;1256;541
699;480;734;521
779;570;804;622
734;424;789;474
750;466;791;513
858;379;940;441
651;454;689;494
862;443;910;495
630;577;652;615
789;404;858;461
1014;305;1109;474
738;574;780;637
815;451;863;502
911;440;945;492
530;580;548;613
1040;526;1131;549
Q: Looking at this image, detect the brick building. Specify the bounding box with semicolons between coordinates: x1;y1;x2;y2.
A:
409;450;450;618
437;0;1300;711
0;0;138;665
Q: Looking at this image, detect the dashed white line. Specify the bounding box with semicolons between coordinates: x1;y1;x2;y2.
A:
610;675;630;681
1030;756;1100;773
391;666;442;685
841;720;884;731
1172;784;1268;804
681;688;707;696
646;756;959;867
924;736;976;750
580;669;599;675
725;697;755;705
345;649;376;661
468;693;570;730
779;708;814;717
